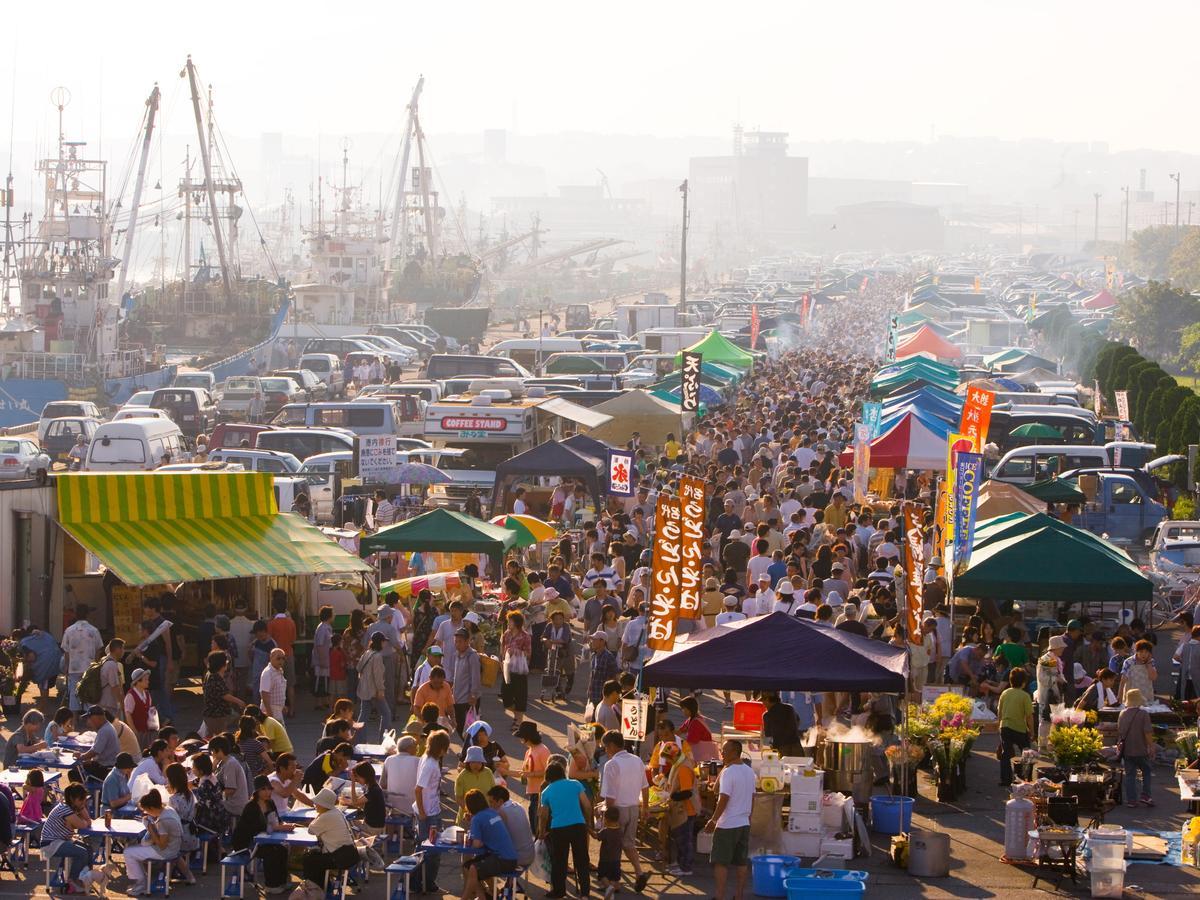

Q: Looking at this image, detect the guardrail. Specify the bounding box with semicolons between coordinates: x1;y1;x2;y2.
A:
0;422;38;436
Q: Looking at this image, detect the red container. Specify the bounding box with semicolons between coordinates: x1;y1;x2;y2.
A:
733;700;765;731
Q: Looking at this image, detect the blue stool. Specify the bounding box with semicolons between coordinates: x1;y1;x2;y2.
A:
323;868;347;900
491;866;525;900
192;833;218;874
43;856;65;891
385;856;421;900
385;814;411;854
11;824;35;868
220;851;252;899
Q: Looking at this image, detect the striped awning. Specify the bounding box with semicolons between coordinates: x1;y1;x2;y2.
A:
56;472;371;586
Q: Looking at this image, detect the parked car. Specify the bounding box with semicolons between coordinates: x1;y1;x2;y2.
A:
42;417;100;461
111;407;173;423
38;401;102;441
172;371;218;396
259;376;306;417
207;447;302;473
421;354;531;380
210;422;275;449
121;390;157;411
218;376;266;422
345;334;417;366
255;427;355;461
299;353;346;399
149;387;217;440
270;369;328;402
0;437;51;479
85;420;186;471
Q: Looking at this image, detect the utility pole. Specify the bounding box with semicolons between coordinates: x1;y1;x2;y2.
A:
679;179;689;316
1171;172;1182;230
1093;193;1101;245
1121;186;1129;244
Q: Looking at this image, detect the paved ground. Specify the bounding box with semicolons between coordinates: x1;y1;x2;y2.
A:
5;633;1200;900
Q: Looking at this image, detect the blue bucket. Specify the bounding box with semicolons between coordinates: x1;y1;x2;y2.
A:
751;855;800;897
784;877;866;899
870;795;914;835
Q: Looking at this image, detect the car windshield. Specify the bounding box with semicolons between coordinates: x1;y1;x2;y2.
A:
175;375;209;387
90;438;147;464
261;378;293;391
0;440;19;453
226;378;258;391
1165;525;1200;542
1162;546;1200;567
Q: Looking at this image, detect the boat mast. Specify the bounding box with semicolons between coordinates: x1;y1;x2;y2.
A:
389;76;424;269
114;84;160;310
182;147;191;284
414;104;438;259
183;56;232;303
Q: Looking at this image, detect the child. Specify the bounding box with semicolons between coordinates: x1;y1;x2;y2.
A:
347;760;387;870
329;633;348;701
596;806;623;900
17;770;46;825
44;707;74;746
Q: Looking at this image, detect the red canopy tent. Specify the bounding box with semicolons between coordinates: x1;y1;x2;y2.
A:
838;412;949;470
895;324;963;360
1082;289;1116;310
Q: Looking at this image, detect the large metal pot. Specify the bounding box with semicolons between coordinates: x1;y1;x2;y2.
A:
817;738;872;792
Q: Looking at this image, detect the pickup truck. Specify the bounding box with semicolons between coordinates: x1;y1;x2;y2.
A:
1071;472;1169;545
173;371;219;399
218;376;266;422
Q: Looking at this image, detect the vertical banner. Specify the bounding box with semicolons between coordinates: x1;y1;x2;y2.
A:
607;450;634;496
1113;422;1126;467
933;484;948;567
852;422;871;503
1114;390;1129;422
959;387;994;450
952;451;984;571
862;401;883;439
1105;260;1116;290
678;477;706;620
902;501;925;638
646;495;683;652
680;351;702;413
1094;380;1102;415
942;432;973;560
749;303;760;350
800;293;811;326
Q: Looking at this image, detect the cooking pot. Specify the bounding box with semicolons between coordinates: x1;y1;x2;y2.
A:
817;738;872;792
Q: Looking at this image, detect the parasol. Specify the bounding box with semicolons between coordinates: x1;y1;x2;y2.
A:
393;462;453;485
489;513;558;546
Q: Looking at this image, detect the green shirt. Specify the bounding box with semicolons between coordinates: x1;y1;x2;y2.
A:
994;641;1029;669
998;687;1033;734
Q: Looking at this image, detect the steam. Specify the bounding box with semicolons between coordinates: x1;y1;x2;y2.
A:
803;722;880;746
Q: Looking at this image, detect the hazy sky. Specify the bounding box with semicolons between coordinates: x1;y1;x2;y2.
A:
2;0;1196;157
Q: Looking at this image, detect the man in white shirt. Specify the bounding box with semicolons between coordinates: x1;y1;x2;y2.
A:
259;649;289;720
715;596;746;626
512;488;528;515
62;605;104;711
229;601;255;692
600;731;651;893
373;491;396;529
703;740;757;900
753;575;775;614
772;581;797;615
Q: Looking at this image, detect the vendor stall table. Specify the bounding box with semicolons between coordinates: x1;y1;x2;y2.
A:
1028;828;1083;890
1096;706;1184;727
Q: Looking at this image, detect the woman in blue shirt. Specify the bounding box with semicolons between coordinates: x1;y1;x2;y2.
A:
536;763;592;899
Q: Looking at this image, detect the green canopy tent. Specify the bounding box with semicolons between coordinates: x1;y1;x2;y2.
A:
954;521;1152;604
1020;478;1087;505
969;511;1129;561
673;330;758;369
359;508;517;572
895;308;932;328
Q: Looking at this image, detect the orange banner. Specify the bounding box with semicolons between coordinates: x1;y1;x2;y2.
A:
959;387;994;450
647;495;683;651
678;477;706;620
903;501;925;640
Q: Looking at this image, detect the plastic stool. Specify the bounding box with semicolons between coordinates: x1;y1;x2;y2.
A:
145;856;173;895
324;868;348;900
192;833;218;874
220;851;252;899
491;865;525;900
44;856;66;891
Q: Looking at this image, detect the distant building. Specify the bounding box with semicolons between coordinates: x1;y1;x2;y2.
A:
491;184;654;245
832;201;944;252
688;129;808;245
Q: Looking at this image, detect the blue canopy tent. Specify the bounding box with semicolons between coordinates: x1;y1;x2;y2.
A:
642;612;907;692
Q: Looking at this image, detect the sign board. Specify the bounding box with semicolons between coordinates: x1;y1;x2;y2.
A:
862;401;883;438
1114;390;1129;422
952;451;983;570
678;476;706;620
921;684;964;705
749;304;760;350
356;435;398;482
680;351;702;412
646;495;683;651
959;387;994;450
607;450;634;497
902;501;925;637
852;422;871;504
621;696;649;742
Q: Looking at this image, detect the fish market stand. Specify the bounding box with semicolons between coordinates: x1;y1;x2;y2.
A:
641;612;913;865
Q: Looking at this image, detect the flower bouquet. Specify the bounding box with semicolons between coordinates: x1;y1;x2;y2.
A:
887;741;925;797
1048;725;1103;770
1176;729;1200;765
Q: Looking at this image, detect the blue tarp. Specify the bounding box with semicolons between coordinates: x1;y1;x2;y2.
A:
877;406;955;437
642;612;907;692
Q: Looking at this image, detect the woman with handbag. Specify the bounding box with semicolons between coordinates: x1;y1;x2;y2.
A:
501;611;532;733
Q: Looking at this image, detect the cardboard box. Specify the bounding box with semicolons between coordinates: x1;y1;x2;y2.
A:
791;794;821;815
819;836;854;861
781;830;823;858
820;794;852;829
788;812;823;834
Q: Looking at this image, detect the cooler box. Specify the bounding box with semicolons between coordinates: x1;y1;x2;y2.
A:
781;831;823;857
735;700;766;731
788;812;822;834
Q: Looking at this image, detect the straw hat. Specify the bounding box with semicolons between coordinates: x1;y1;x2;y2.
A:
1124;688;1146;708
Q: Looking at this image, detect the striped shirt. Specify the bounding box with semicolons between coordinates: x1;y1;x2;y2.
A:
259;665;287;715
41;803;74;843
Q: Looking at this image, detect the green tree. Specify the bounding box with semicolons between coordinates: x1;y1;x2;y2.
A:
1133;365;1170;428
1125;361;1160;424
1093;343;1134;393
1170;395;1200;454
1140;376;1178;438
1127;226;1184;279
1168;226;1200;291
1110;350;1145;393
1113;281;1200;362
1178;322;1200;377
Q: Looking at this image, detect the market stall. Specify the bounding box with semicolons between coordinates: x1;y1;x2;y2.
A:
359;508;517;580
587;389;694;446
490;439;605;518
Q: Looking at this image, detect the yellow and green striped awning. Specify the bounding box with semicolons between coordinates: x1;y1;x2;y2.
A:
57;472;371;586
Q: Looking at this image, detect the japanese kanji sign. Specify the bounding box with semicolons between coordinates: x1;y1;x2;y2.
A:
646;494;683;651
958;387;994;450
680;351;702;412
607;450;634;496
678;476;706;620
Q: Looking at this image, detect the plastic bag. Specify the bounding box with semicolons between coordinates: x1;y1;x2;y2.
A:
381;729;398;754
147;706;160;733
464;707;479;732
971;700;997;722
532;838;552;882
130;772;157;804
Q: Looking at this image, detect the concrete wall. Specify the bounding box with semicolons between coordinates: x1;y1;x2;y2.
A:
0;481;60;634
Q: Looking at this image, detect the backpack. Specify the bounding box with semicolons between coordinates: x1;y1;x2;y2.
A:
192;779;231;836
75;659;104;705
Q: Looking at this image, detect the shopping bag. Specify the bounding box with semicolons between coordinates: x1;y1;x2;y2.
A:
532;838;552;882
480;655;500;688
464;707;479;731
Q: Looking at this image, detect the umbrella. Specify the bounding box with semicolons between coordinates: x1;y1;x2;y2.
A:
1020;477;1087;504
380;571;462;599
1010;422;1062;439
489;513;558;546
392;462;453;485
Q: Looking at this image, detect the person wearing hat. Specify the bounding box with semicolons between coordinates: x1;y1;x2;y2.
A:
822;564;850;601
78;705;119;778
100;751;136;812
445;627;482;738
1117;689;1155;807
61;604;103;713
715;595;746;627
587;631;619;708
1036;635;1068;730
454;745;497;826
722;530;750;574
123;667;156;750
702;577;726;627
410;644;444;695
232;774;294;893
772;580;797;615
302;786;360;886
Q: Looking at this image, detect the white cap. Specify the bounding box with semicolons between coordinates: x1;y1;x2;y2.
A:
777;581;795;595
758;573;771;583
723;595;739;607
826;591;844;607
729;529;743;539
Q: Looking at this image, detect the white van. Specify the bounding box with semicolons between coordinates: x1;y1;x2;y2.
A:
269;400;424;438
84;420;186;471
487;338;585;372
990;444;1111;485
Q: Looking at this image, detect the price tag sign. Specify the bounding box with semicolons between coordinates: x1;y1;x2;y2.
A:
621;696;649;742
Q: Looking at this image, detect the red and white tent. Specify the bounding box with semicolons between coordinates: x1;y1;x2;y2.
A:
895;325;963;360
838;412;949;471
